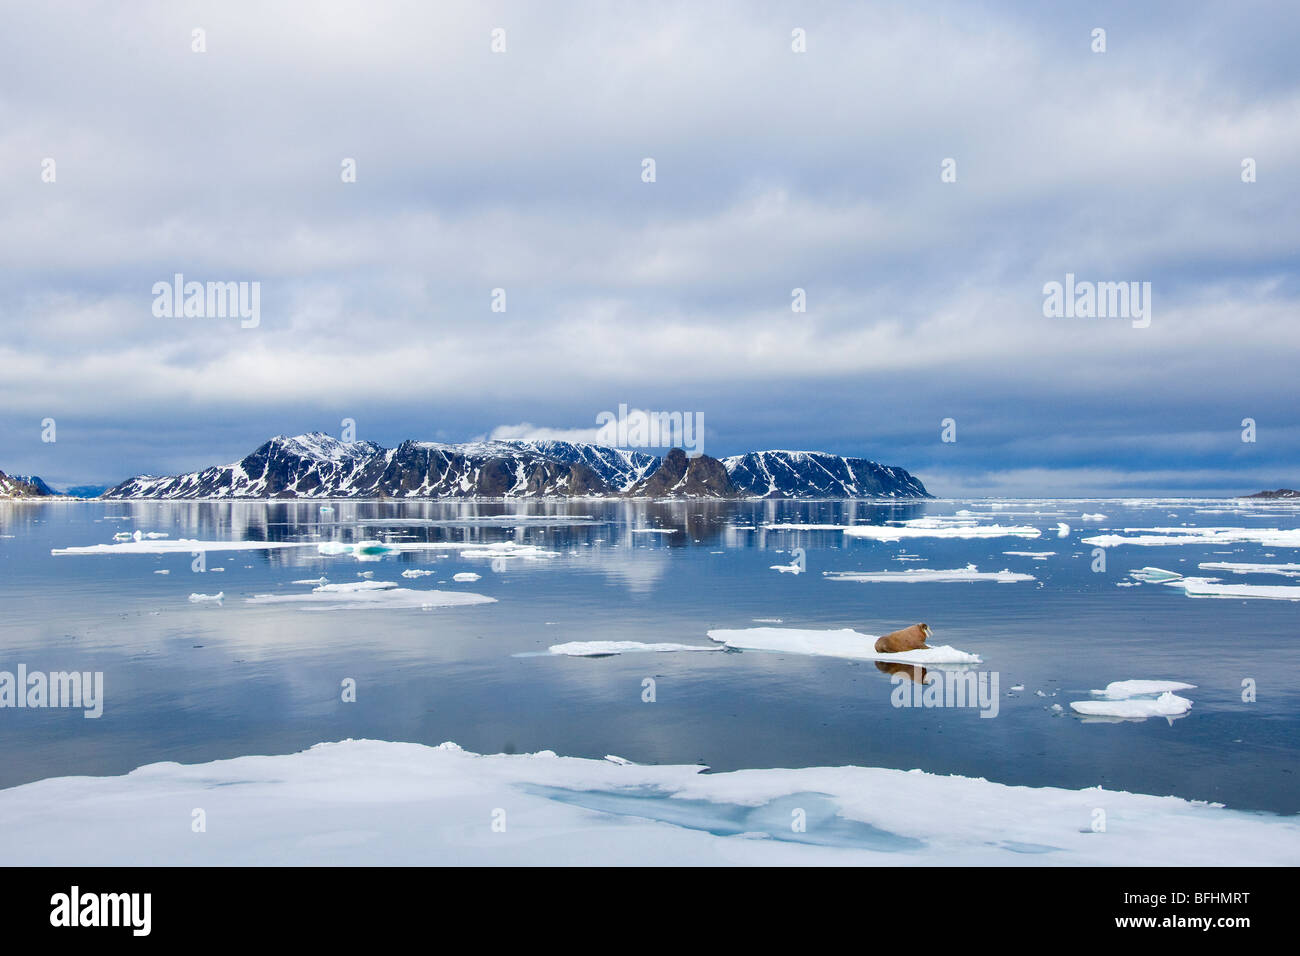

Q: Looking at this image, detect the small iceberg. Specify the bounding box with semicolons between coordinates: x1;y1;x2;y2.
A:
823;564;1033;584
706;628;982;664
1090;680;1197;700
1129;567;1183;584
1070;692;1192;720
188;592;224;604
452;572;482;582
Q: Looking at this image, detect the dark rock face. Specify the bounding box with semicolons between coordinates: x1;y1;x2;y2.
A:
1246;488;1300;499
100;433;931;500
723;450;930;498
0;470;54;498
10;474;58;496
626;449;740;498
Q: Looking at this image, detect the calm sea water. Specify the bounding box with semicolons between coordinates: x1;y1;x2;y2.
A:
1;498;1297;814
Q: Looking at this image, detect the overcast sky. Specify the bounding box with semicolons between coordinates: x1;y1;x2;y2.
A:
1;1;1296;495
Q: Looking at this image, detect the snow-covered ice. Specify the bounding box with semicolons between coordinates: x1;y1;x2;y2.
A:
1;739;1293;865
1070;692;1193;720
706;628;982;664
1198;561;1300;578
1083;527;1300;548
246;584;495;610
453;572;482;582
822;564;1033;584
1090;680;1197;699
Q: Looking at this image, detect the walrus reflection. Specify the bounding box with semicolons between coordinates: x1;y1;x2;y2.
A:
873;622;932;654
875;661;928;684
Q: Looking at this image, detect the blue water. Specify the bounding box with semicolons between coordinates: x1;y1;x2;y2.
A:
1;498;1296;813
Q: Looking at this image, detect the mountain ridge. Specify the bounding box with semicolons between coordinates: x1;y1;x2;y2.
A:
97;432;931;500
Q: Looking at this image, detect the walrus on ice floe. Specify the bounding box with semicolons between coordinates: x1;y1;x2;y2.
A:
874;623;932;654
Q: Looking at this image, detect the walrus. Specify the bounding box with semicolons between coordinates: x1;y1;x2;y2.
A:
874;623;932;654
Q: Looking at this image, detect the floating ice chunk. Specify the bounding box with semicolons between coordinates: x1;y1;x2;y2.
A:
1129;567;1183;583
246;585;495;610
1002;551;1055;558
1056;523;1070;538
313;580;397;593
401;569;434;578
6;739;1299;865
1198;561;1300;578
1083;527;1300;548
153;569;170;575
629;528;677;535
1091;680;1197;699
53;539;311;556
459;543;560;560
706;628;982;664
1010;684;1025;691
823;565;1033;584
1081;513;1107;521
188;592;224;604
356;571;374;578
453;572;482;582
547;641;724;656
293;577;329;585
841;520;1041;542
1070;692;1192;719
770;563;803;574
1171;578;1300;601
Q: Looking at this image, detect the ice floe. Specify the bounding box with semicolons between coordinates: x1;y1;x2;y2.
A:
843;519;1042;542
1090;680;1197;699
246;583;495;609
400;569;434;578
1198;561;1300;578
1083;527;1300;548
546;641;724;656
3;739;1294;865
188;592;223;603
1129;567;1184;583
53;538;311;556
1172;578;1300;601
453;572;482;582
1070;692;1193;720
822;564;1033;584
706;628;982;664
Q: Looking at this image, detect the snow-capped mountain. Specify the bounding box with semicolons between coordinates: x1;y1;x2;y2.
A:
101;434;660;499
723;450;930;498
0;470;55;498
100;434;929;500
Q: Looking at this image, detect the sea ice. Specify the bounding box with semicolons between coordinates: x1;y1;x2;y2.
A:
188;592;224;603
706;628;982;664
1070;692;1193;719
3;739;1293;865
1090;680;1197;699
822;564;1033;584
453;572;482;582
1084;527;1300;548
